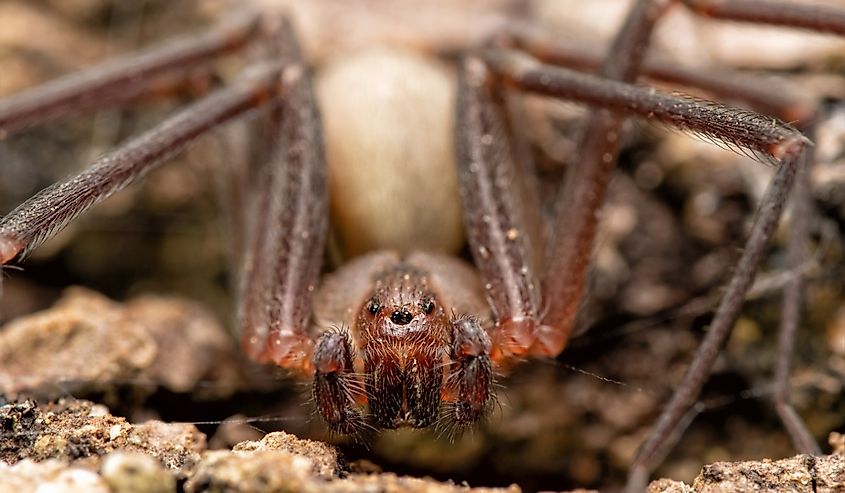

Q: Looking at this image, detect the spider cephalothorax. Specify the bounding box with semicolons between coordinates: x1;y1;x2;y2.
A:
312;253;493;432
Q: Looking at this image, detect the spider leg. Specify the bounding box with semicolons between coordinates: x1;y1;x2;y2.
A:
480;44;813;492
626;152;806;491
774;145;818;456
495;0;840;486
682;0;845;34
237;20;327;373
0;62;284;264
505;10;826;460
0;14;326;375
677;0;845;464
454;55;544;362
454;0;672;361
0;10;262;135
447;316;494;425
624;1;845;485
498;23;815;122
312;330;364;434
0;10;268;262
535;0;671;355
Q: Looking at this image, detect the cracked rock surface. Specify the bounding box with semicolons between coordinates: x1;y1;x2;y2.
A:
2;398;845;492
649;449;845;493
0;399;521;493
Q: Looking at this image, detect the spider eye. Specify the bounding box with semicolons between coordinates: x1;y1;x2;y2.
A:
421;299;435;314
367;298;381;315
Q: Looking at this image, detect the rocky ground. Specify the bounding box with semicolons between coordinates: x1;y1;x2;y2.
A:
0;398;515;493
0;288;843;492
0;398;844;493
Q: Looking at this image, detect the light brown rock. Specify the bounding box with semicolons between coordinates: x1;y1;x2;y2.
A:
0;288;243;400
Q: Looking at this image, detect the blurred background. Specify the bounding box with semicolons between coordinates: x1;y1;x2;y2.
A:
1;0;844;491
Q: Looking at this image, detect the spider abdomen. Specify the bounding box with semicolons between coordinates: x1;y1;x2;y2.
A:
318;49;464;258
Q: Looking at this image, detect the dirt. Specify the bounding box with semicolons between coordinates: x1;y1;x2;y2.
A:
2;397;842;493
0;288;244;401
0;398;523;493
0;400;204;477
1;288;843;491
650;443;845;493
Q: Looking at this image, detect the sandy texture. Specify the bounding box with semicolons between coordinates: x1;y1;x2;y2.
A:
0;399;523;493
2;398;844;492
0;288;243;400
649;453;845;493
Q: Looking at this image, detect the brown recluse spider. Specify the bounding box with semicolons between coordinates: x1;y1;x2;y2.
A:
0;1;843;490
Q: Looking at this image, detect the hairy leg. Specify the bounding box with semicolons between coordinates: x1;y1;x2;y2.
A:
0;10;261;134
237;21;327;373
505;7;826;460
480;44;812;488
0;61;283;264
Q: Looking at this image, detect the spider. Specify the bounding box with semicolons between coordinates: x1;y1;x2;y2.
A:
0;0;843;491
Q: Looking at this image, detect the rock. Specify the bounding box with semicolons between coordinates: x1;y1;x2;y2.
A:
231;431;338;478
0;459;111;493
0;288;243;400
648;478;694;493
188;449;521;493
205;416;265;451
190;431;521;493
122;294;243;398
4;399;845;492
0;399;205;477
101;452;175;493
649;453;845;493
0;290;157;399
830;432;845;455
1;400;522;493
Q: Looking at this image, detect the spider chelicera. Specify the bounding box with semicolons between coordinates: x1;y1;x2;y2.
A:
1;1;843;491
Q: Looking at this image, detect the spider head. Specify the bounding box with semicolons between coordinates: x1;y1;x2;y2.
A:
313;262;493;433
355;266;450;429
